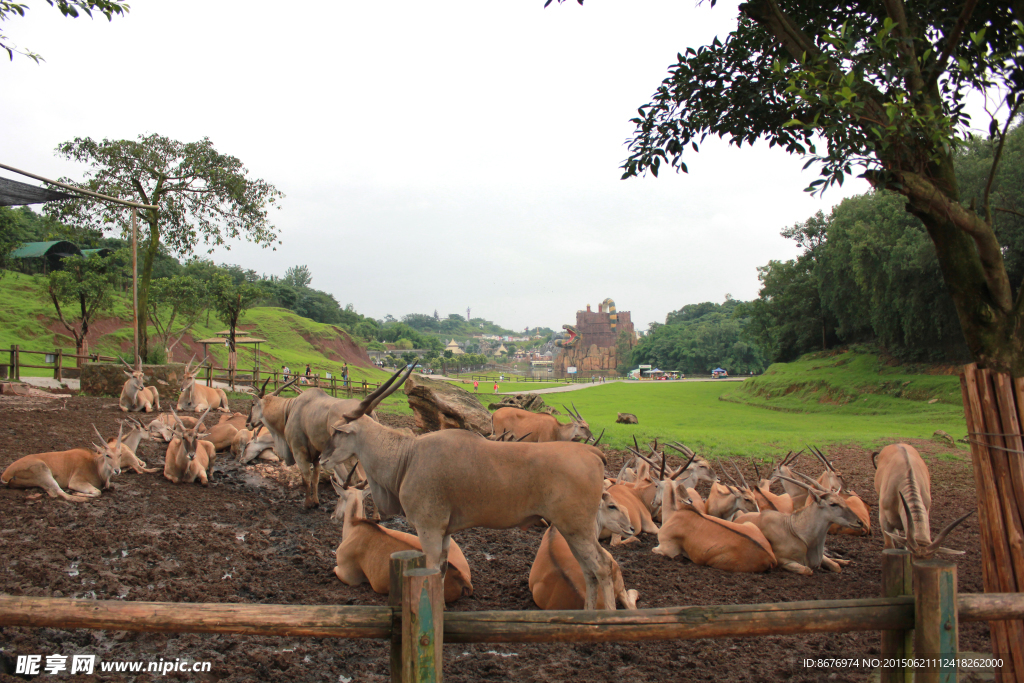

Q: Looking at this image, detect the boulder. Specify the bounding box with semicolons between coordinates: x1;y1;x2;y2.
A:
616;412;639;424
81;363;186;398
487;393;553;413
403;374;492;435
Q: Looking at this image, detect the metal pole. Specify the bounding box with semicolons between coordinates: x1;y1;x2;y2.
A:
132;207;139;364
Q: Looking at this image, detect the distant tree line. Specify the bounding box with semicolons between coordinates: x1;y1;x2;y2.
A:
628;298;766;375
743;124;1024;365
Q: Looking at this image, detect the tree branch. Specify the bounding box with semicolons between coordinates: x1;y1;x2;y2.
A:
924;0;979;90
983;98;1023;224
995;207;1024;220
880;0;925;93
48;290;78;337
898;170;1013;312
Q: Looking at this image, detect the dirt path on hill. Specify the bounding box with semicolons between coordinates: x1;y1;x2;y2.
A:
0;396;986;683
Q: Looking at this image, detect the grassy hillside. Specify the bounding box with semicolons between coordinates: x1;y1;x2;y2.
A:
513;380;966;458
720;348;962;415
0;271;402;396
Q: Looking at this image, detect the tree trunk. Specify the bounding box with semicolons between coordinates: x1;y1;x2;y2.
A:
136;216;161;362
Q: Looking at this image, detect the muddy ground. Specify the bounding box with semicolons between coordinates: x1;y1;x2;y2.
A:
0;396;986;682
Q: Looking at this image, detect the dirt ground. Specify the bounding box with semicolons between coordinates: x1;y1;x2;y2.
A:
0;396;987;683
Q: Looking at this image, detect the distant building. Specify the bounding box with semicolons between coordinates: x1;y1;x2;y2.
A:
445;338;465;355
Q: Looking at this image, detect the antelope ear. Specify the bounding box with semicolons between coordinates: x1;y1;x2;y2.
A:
601;491;615;505
123;371;133;377
330;420;356;434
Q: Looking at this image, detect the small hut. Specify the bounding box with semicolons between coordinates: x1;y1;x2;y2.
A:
10;241;83;274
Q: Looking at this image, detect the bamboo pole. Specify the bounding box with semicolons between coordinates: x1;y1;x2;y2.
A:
402;567;443;683
882;549;914;683
913;559;958;683
390;551;426;682
963;365;1024;681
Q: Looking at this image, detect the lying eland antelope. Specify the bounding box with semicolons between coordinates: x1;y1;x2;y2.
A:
119;355;160;413
176;355;230;413
1;424;123;501
164;407;216;485
490;403;596;443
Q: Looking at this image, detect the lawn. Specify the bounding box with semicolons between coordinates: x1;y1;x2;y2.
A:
501;380;968;460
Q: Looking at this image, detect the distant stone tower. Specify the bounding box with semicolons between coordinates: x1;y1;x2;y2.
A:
554;298;636;376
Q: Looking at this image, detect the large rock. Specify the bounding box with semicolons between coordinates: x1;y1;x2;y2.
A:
81;363;186;398
403;374;492;435
487;393;554;413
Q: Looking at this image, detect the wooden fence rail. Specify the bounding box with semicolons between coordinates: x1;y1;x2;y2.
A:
1;345;119;382
2;551;1024;682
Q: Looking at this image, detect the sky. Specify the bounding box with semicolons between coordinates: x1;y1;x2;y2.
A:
1;0;873;333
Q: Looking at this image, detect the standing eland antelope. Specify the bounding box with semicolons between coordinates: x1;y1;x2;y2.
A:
119;356;160;413
530;500;639;610
653;480;777;573
330;472;473;602
244;369;407;509
2;424;123;501
176;356;230;413
164;407;216;485
490;404;596;443
873;443;973;555
735;476;863;575
319;368;619;610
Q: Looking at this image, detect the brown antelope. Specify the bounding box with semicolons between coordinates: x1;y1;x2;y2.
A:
202;420;239;452
119;356;160;413
2;424;123;501
176;356;230;413
752;462;794;513
873;443;973;555
600;484;650;545
653;480;776;573
331;474;473;603
320;367;619;610
735;476;863;575
803;450;871;536
706;463;760;521
530;516;639;610
490;404;597;443
106;418;160;474
164;407;216;485
245;365;417;509
768;450;809;508
148;412;207;442
216;412;249;430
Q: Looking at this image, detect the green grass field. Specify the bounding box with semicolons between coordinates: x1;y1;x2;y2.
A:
480;380;967;459
722;348;962;414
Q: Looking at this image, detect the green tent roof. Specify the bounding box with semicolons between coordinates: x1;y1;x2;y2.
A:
10;241;82;259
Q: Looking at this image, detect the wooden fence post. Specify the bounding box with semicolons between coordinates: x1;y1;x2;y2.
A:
881;549;914;683
402;566;443;683
54;348;63;382
390;551;426;682
914;559;958;683
12;344;19;381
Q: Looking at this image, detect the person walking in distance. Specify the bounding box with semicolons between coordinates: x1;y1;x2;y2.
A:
474;380;479;392
493;381;499;394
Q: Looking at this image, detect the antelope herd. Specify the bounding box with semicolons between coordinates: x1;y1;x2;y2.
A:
2;363;975;612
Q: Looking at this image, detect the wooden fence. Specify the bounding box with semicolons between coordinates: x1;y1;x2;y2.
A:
1;549;1022;682
0;344;118;382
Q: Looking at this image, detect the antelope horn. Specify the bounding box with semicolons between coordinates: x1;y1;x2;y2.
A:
184;353;196;375
776;475;815;492
628;448;658;469
515;432;533;442
791;469;828;491
753;461;762;481
91;423;107;447
258;377;271;399
169;407;187;433
194;405;213;431
666;442;695;458
114;420;124;453
342;463;359;489
668;450;697;480
731;461;749;489
660;448;667;481
925;509;976;555
135;354;143;372
120;356;135;372
808;445;834;472
591;428;605;447
344;364;415;421
720;462;738;487
632;435;640;452
571;403;584;422
270;376;301;396
616;456;636;482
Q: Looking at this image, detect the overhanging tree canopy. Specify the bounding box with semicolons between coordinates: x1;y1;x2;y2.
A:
556;0;1024;372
